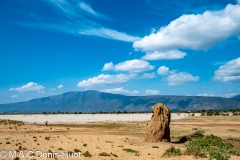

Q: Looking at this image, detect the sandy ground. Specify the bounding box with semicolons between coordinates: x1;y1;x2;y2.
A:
0;115;239;160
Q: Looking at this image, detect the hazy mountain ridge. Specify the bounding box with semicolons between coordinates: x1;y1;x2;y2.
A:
0;90;240;113
231;95;240;102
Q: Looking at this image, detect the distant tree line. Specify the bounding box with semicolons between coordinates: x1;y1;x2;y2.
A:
42;110;152;115
41;109;240;116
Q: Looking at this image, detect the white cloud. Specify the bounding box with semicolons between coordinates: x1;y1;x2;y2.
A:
145;90;160;95
79;28;141;42
102;59;154;72
157;66;169;75
197;93;215;97
102;62;113;71
214;57;240;82
140;72;156;79
9;82;45;92
133;4;240;52
77;74;136;87
52;88;56;91
102;87;139;95
58;84;63;89
11;95;18;98
142;50;186;60
167;72;199;86
224;92;238;98
79;2;107;19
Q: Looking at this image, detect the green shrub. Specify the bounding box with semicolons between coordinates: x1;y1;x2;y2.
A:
190;130;205;138
123;148;138;153
82;151;92;157
185;134;233;160
162;146;182;157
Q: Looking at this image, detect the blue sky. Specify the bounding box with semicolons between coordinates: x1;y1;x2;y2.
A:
1;0;240;104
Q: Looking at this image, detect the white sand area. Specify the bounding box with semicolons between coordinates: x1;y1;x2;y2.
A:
0;113;200;124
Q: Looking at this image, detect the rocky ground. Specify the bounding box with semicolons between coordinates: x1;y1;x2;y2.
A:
0;116;240;160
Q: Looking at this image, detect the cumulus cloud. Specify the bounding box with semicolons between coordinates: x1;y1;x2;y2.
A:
9;82;45;92
102;87;139;95
11;95;18;98
58;84;63;89
145;90;160;95
133;4;240;52
142;50;186;60
167;72;199;86
157;66;169;75
102;59;154;72
102;62;113;71
77;74;136;87
140;72;156;78
214;57;240;82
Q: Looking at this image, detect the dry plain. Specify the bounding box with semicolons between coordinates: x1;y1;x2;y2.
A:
0;115;239;160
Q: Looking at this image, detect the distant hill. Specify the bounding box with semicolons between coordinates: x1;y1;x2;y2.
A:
0;90;240;113
231;95;240;102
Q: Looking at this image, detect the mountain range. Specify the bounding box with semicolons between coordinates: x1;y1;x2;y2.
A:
0;90;240;113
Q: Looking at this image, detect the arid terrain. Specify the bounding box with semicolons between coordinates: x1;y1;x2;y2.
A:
0;115;240;160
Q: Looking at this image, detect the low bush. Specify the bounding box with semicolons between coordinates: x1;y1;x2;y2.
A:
99;152;110;156
162;146;182;157
123;148;138;153
82;151;92;157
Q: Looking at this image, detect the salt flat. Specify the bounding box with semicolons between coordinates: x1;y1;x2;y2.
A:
0;113;200;124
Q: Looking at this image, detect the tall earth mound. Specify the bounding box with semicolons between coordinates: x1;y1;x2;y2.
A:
145;103;171;142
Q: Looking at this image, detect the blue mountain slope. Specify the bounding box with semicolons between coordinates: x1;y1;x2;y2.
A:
0;91;240;113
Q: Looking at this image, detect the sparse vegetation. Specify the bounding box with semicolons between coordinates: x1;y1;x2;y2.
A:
152;146;159;148
185;134;234;159
45;137;50;140
82;151;92;157
74;148;81;152
173;129;240;160
190;129;205;138
83;143;87;147
110;152;118;157
99;152;111;156
123;148;138;153
162;146;182;157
